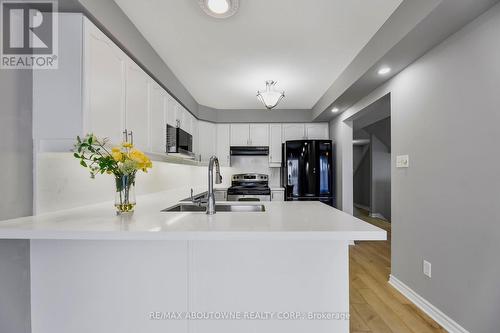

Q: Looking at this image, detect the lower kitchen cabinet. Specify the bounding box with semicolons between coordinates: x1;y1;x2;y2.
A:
271;189;285;201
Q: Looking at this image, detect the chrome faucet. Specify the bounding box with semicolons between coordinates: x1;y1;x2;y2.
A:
207;155;222;215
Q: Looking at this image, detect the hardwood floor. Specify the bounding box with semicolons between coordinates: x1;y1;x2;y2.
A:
350;209;445;333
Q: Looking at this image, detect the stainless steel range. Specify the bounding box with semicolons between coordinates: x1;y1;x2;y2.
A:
227;173;271;202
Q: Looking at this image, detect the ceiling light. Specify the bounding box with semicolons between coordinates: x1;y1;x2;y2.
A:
257;81;285;110
199;0;239;18
378;67;391;75
207;0;229;14
331;107;339;113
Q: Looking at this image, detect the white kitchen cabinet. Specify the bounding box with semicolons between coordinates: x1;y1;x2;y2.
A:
230;124;250;146
282;123;306;142
191;117;199;157
249;124;269;146
216;124;231;167
125;61;150;150
214;189;227;201
230;124;269;146
33;14;201;157
305;123;329;140
271;189;285;201
83;17;127;146
149;81;167;153
198;121;216;162
269;124;282;167
166;96;177;127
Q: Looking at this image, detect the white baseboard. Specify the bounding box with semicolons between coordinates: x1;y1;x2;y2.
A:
388;275;469;333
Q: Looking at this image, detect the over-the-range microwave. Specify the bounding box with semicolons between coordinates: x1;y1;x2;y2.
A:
166;124;194;158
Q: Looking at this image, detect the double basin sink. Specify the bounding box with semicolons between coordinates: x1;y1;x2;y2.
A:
162;203;265;213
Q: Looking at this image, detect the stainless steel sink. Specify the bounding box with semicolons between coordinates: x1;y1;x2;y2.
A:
162;203;265;213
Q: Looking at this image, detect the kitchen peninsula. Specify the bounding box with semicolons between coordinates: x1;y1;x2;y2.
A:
0;188;385;333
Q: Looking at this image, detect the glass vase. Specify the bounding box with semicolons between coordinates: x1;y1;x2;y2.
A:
115;174;136;214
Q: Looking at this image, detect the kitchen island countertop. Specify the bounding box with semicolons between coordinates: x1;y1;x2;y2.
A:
0;187;386;241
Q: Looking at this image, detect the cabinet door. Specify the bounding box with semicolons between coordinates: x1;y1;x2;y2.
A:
175;103;188;131
269;124;282;166
271;190;285;201
149;81;167;153
282;124;306;142
83;19;126;145
198;121;216;162
216;124;231;167
192;117;199;157
249;124;269;146
125;61;150;150
166;96;177;127
305;123;329;140
230;124;250;146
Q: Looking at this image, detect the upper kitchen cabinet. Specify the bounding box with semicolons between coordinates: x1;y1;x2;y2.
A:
305;123;329;140
230;124;250;146
149;81;167;154
33;14;198;157
282;124;306;142
230;124;269;146
198;121;216;162
166;96;177;127
83;16;127;146
249;124;269;146
125;61;150;150
269;124;282;167
216;124;231;167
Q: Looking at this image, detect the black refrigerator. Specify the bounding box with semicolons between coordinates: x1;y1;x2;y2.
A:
282;140;336;207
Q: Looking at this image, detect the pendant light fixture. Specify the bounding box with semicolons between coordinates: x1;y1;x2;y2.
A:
257;80;285;110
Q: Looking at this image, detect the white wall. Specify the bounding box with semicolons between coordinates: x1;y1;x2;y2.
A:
329;4;500;332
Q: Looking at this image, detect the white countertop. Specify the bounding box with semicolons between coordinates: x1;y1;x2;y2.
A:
0;188;386;241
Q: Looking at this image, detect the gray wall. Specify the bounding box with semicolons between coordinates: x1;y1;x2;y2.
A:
330;4;500;332
370;135;391;220
353;145;371;208
0;240;31;333
0;69;33;333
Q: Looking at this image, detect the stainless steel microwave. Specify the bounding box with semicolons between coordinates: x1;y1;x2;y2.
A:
166;124;193;156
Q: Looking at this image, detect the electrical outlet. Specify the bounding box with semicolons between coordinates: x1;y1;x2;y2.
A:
396;155;409;168
423;260;432;278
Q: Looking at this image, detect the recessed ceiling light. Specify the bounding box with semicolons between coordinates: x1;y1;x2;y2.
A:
331;107;339;113
378;67;391;75
207;0;229;14
199;0;239;18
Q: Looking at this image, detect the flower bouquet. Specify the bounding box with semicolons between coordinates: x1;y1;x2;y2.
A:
73;134;152;214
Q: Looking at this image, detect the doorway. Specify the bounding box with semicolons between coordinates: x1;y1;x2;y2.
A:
351;94;391;221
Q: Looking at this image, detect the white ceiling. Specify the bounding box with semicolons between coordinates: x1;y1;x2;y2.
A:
114;0;402;110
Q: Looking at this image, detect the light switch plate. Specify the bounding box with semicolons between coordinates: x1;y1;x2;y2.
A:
396;155;409;168
423;260;432;278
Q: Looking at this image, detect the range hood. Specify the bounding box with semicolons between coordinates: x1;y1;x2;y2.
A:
230;146;269;156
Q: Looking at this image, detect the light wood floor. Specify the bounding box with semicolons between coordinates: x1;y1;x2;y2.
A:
350;209;445;333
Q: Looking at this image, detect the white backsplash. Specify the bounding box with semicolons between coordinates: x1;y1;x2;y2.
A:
35;153;235;214
35;153;282;214
229;156;281;187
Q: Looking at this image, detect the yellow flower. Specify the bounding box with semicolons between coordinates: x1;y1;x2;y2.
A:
112;151;123;162
122;142;133;149
128;148;152;171
111;147;121;153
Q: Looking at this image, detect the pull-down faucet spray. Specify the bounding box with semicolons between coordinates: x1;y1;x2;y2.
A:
207;156;222;215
